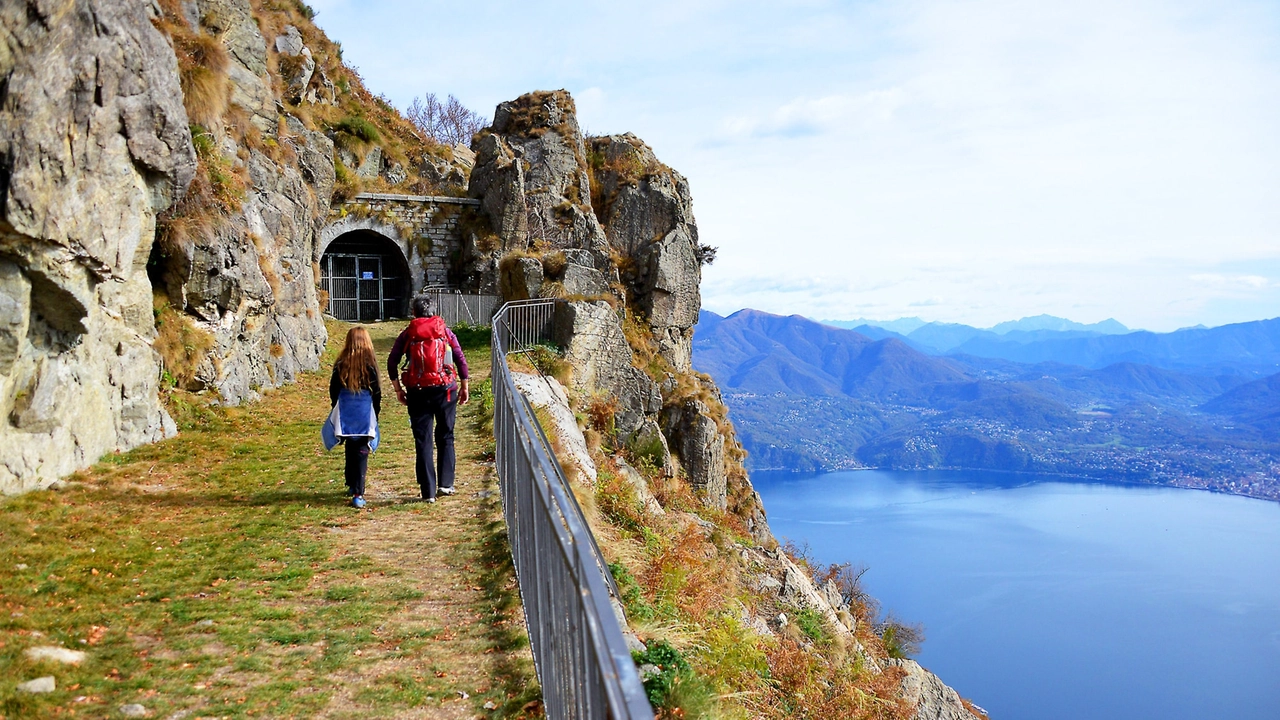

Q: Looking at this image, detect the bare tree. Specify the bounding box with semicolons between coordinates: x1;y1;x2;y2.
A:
407;93;489;147
879;613;926;659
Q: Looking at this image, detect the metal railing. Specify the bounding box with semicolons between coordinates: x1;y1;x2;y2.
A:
424;286;501;327
491;300;654;720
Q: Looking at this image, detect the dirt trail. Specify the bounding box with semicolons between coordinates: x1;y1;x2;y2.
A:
316;323;541;719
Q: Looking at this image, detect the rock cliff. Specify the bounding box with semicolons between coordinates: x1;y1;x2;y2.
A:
0;0;194;493
466;90;741;517
1;0;467;493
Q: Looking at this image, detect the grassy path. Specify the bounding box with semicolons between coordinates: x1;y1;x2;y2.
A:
0;322;541;719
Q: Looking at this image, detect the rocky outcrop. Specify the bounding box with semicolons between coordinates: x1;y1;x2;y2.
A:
891;659;984;720
588;134;702;371
466;90;612;289
660;399;727;509
468;91;731;511
552;301;660;437
0;0;195;493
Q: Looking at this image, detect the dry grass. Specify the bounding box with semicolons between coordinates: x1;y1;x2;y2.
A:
152;296;215;390
154;0;230;128
494;90;576;139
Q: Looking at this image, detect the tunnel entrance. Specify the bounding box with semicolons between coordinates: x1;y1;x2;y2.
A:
320;230;411;321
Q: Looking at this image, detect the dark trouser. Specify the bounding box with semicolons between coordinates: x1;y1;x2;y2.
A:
344;436;371;496
407;385;457;500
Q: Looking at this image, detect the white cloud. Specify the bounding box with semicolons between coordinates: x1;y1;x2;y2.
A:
721;90;907;139
1190;274;1271;289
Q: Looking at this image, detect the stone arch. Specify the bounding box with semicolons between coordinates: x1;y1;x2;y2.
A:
318;219;416;321
318;215;413;266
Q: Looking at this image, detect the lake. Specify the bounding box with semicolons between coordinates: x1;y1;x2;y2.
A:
750;469;1280;720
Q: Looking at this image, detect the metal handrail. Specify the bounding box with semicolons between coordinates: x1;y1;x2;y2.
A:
491;299;654;720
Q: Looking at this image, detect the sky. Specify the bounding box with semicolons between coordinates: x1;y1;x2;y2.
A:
308;0;1280;332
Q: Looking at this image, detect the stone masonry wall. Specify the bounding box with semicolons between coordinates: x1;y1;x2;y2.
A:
325;193;478;292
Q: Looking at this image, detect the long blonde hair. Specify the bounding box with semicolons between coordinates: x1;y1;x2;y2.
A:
336;327;376;391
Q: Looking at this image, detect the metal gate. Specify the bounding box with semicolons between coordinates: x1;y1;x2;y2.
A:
320;253;405;321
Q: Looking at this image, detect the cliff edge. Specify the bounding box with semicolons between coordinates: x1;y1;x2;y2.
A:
479;89;984;720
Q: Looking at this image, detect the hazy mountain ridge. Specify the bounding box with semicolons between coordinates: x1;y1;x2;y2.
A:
697;310;1280;500
820;314;1280;378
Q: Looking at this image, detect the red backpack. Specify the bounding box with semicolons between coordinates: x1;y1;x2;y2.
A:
400;316;455;389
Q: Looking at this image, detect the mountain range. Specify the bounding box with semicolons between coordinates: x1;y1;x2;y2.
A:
820;315;1280;376
694;309;1280;500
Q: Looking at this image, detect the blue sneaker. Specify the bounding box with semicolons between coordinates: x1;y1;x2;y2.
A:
352;496;366;509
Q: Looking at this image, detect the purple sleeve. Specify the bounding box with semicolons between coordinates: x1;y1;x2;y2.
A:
387;330;408;381
447;329;469;380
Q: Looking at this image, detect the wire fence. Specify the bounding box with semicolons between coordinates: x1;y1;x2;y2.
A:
491;300;654;720
424;286;501;327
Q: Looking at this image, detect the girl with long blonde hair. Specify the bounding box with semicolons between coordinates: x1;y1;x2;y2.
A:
324;327;382;508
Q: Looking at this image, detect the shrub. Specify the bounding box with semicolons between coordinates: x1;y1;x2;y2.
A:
583;391;618;437
632;640;718;719
628;432;667;474
794;607;829;645
332;160;361;201
608;562;655;623
330;115;381;144
596;469;646;535
880;615;925;659
525;344;572;387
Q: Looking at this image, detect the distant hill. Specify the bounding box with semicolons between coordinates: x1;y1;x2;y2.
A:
818;314;1280;377
950;318;1280;376
990;315;1129;335
694;309;1280;498
1201;372;1280;435
819;314;1130;354
821;317;929;334
696;310;966;401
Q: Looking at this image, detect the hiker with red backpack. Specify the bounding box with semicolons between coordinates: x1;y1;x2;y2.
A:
387;294;470;503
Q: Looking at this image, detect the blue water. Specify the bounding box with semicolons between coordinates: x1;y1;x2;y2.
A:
751;469;1280;720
